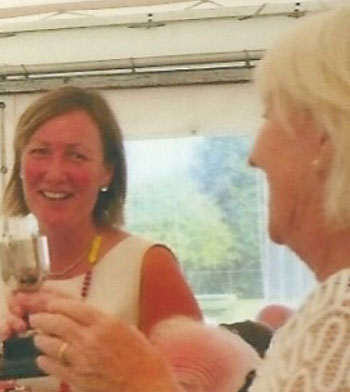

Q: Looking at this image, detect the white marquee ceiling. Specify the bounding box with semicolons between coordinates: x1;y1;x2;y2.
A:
0;0;347;92
0;0;345;19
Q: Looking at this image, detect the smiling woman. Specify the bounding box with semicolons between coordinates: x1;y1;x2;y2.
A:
0;86;201;392
20;110;112;233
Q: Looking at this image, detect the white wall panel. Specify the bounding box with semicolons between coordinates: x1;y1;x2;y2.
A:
0;82;261;198
0;16;295;65
0;82;260;142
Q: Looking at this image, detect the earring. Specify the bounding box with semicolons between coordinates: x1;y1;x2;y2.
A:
100;186;108;192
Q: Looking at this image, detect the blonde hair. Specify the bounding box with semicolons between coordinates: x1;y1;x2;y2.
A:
255;7;350;228
2;86;127;226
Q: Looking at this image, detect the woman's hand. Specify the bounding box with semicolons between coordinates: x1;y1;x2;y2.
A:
0;380;19;391
0;292;30;341
13;292;182;392
0;289;71;341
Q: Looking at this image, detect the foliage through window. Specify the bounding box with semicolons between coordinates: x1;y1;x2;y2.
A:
125;135;315;324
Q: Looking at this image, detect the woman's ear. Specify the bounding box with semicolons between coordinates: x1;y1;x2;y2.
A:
312;132;333;174
100;164;114;190
300;112;333;173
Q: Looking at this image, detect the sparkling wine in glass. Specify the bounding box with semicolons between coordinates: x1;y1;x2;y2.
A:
0;217;50;382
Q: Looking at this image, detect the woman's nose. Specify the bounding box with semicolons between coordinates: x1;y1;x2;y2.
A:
44;155;67;182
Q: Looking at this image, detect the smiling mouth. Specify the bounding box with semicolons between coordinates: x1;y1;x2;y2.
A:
41;191;72;200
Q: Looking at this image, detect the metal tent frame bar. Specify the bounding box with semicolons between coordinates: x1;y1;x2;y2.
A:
0;50;263;93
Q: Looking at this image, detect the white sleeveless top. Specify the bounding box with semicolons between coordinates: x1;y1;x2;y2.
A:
250;268;350;392
3;235;155;392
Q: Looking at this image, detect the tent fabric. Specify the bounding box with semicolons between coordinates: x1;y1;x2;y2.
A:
0;0;195;19
0;0;344;20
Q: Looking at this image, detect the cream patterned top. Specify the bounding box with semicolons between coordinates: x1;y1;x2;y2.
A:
250;268;350;392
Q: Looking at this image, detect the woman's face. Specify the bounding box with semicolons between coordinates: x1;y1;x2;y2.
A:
20;109;112;231
248;104;327;245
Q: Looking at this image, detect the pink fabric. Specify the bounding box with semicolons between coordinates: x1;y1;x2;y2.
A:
150;317;261;392
256;304;294;330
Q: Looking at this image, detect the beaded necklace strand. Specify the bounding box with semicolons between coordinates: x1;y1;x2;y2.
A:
59;235;102;392
49;235;102;279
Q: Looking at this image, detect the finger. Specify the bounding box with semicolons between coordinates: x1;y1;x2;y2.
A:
3;313;28;336
11;291;51;314
0;380;17;389
16;293;108;327
46;298;108;326
7;292;26;317
37;286;73;298
0;324;12;341
36;355;102;392
29;313;81;342
36;355;74;384
11;289;73;315
34;334;73;365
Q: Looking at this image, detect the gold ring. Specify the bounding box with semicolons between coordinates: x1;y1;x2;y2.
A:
58;342;69;365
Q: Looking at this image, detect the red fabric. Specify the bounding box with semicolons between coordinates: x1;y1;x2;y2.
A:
139;246;202;336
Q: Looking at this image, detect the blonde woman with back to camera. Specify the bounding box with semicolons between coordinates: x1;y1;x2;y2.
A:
248;5;350;391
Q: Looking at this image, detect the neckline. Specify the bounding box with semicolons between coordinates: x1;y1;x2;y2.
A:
48;234;133;282
48;235;102;280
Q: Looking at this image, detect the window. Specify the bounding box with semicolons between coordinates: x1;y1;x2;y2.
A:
125;134;315;324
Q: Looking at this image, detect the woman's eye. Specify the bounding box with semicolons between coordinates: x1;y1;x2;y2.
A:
69;151;88;161
29;147;49;156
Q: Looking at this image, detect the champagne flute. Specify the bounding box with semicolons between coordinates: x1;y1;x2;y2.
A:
0;217;50;383
1;217;50;291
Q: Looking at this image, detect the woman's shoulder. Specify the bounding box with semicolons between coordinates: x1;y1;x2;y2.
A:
306;268;350;309
109;231;158;251
284;268;350;325
250;269;350;392
104;229;174;254
97;229;167;264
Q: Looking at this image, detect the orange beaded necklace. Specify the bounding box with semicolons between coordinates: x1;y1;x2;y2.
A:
49;235;102;280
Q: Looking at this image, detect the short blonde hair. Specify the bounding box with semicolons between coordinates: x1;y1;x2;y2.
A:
2;86;126;226
255;6;350;228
